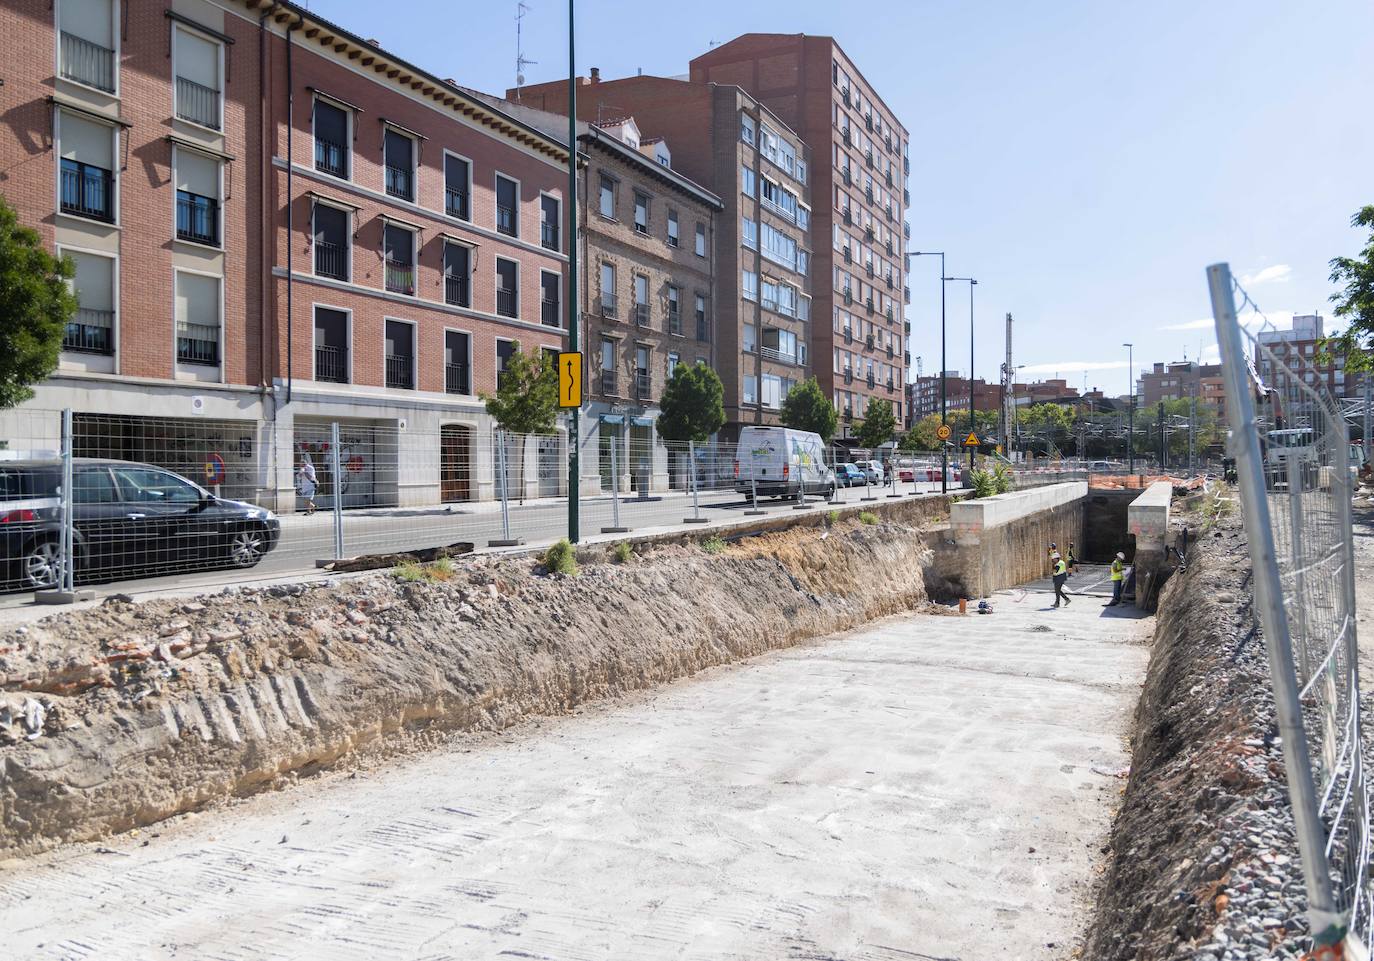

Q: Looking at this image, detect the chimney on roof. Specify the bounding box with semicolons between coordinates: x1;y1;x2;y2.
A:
590;66;600;83
444;78;457;86
365;38;380;47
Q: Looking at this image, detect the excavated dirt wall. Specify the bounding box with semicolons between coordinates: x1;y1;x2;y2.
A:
1085;513;1308;960
0;509;936;857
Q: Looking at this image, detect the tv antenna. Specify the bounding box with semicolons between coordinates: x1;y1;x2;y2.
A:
514;1;537;94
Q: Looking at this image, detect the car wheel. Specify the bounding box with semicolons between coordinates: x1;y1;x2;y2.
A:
229;526;267;568
22;539;64;590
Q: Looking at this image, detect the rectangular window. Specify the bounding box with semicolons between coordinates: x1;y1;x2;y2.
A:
695;294;708;341
384;129;415;201
741;165;756;198
444;330;470;394
444;153;470;219
599;175;615;218
62;250;115;355
313;203;349;280
384;319;414;390
667;352;680;377
495;258;518;319
744;374;757;405
760;223;798;271
58;0;116;92
633;274;649;326
383;224;415;295
667;285;681;335
634;346;651;399
497;338;516;391
742;269;758;302
174;149;220;246
175;271;220;366
59;112;114;223
762;374;782;409
496;174;519;237
600;262;617;316
667;209;679;247
759;124;797;177
740;113;755;146
314;99;350;178
313;307;349;383
541;271;561;328
760;178;798;222
540;194;560;251
443;242;470;308
743;323;756;353
742;217;757;250
173;25;221;130
633;192;649;234
695;223;706;257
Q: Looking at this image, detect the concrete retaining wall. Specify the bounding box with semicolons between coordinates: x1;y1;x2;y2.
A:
1128;481;1173;609
932;482;1087;599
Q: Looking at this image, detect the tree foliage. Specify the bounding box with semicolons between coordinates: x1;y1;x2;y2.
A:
780;376;839;442
902;414;944;451
0;196;76;409
1323;205;1374;371
657;363;725;443
481;342;558;435
855;397;897;450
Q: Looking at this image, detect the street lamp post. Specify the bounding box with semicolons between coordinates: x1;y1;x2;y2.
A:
908;251;947;493
1122;342;1134;474
945;276;977;474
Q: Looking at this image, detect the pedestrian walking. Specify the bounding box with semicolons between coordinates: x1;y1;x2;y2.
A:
1106;551;1126;606
1051;551;1071;608
1067;542;1078;575
296;453;318;515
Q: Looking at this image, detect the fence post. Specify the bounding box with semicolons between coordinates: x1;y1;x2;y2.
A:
601;427;629;533
330;421;344;560
745;476;764;516
36;408;90;604
487;428;523;547
1208;261;1340;935
861;468;878;502
684;440;709;524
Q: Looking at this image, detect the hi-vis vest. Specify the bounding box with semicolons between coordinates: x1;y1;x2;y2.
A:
1111;560;1125;581
1053;559;1067;577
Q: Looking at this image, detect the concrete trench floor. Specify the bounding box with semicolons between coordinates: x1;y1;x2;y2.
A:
0;567;1151;961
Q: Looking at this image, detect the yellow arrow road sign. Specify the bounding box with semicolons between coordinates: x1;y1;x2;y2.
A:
558;351;583;408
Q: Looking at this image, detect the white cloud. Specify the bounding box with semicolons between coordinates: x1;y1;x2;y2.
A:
1159;312;1273;333
1018;360;1131;375
1160;317;1214;331
1240;264;1292;286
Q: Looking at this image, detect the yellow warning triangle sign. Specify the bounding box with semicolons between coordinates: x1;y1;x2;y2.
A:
962;431;980;447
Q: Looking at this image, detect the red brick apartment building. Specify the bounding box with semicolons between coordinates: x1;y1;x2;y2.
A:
0;0;572;508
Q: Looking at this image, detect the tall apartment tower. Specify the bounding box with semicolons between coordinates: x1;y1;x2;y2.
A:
690;35;910;430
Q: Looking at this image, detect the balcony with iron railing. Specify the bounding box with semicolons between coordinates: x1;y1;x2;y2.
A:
867;373;876;389
60;159;113;223
385;354;414;390
315;138;347;177
541;298;560;328
445;186;468;220
385;164;413;201
541;220;559;251
761;296;779;314
634;372;652;400
315;240;347;280
886;378;895;392
904;320;912;335
600;293;618;318
844;367;854;384
886;306;894;321
903;221;911;240
865;150;874;169
445;362;470;395
63;308;114;355
60;31;114;92
759;346;799;366
175;76;221;129
601;369;618;396
314;344;348;383
865;298;875;315
843;209;852;226
497;204;517;237
176;193;218;246
866;334;875;349
886;343;894;358
496;288;517;319
904;286;911;305
842;288;853;305
385;260;415;296
843;168;852;185
843;407;853;422
843;327;853;344
176;323;219;366
634;302;650;327
444;274;469;307
843;246;852;264
904;156;910;176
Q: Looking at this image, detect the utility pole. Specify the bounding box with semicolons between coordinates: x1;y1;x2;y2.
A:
565;0;580;543
1002;312;1013;454
1123;342;1135;473
1158;400;1166;468
1189;386;1197;476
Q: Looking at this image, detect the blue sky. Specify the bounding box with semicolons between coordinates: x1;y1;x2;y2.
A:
307;0;1373;393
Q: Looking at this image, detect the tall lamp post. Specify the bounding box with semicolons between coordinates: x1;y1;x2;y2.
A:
907;251;946;492
1122;342;1134;474
945;276;978;474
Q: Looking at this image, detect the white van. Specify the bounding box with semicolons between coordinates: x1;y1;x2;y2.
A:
735;427;836;502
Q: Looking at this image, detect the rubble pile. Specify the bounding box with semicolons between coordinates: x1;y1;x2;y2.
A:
0;516;931;857
1085;513;1307;960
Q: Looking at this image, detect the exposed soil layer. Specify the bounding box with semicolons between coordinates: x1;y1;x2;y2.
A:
1085;511;1308;960
1;513;933;857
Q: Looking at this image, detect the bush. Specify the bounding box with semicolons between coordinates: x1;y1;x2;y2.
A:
992;463;1014;495
428;556;456;580
825;509;839;527
858;510;879;525
968;469;998;499
701;535;726;554
612;541;633;564
393;561;428;582
543;539;579;576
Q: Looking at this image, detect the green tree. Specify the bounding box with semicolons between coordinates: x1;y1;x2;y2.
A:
0;196;76;409
482;343;558;500
901;413;944;451
856;397;897;450
780;376;839;442
1015;403;1076;456
657;363;725;443
1322;205;1374;370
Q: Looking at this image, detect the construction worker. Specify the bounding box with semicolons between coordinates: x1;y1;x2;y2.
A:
1067;542;1079;576
1107;551;1127;606
1051;551;1071;608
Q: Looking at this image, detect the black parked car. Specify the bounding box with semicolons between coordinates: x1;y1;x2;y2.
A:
0;459;280;591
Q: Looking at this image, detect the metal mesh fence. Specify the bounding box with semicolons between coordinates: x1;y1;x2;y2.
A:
1209;262;1372;954
0;409;947;598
